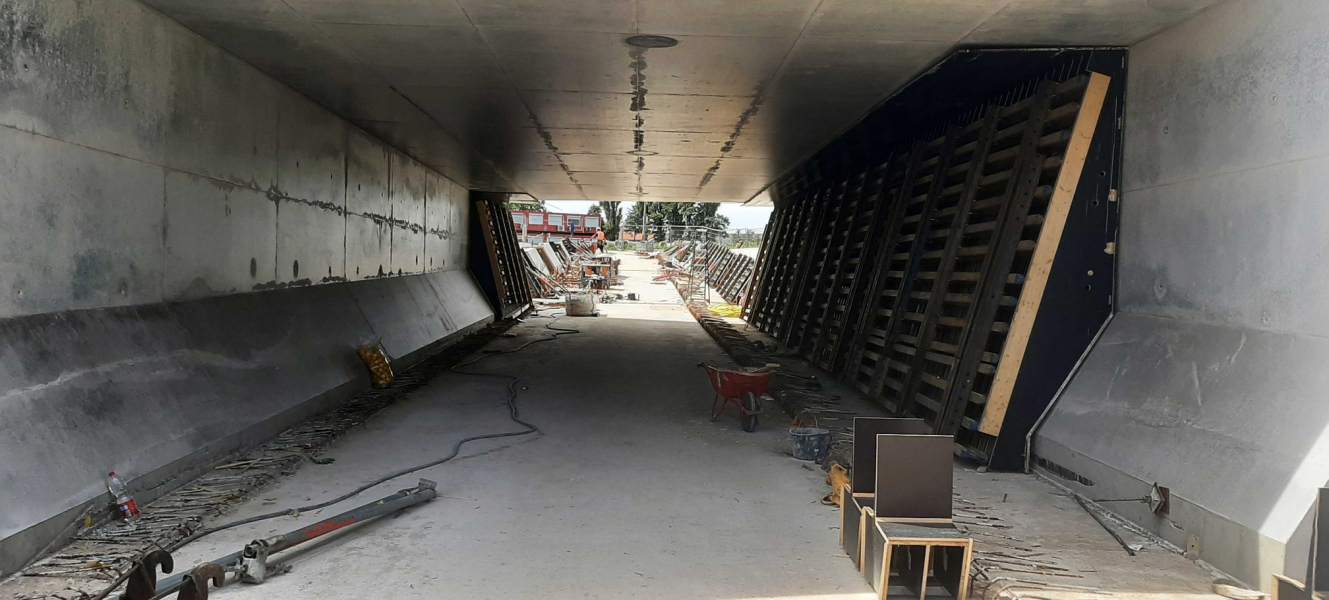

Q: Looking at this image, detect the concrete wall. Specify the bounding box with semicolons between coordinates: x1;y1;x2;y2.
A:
0;0;470;317
1036;0;1329;588
0;0;492;573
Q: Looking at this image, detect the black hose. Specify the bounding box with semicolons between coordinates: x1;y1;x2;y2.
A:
166;310;579;553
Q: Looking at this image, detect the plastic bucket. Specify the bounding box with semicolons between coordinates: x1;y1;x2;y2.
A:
790;427;830;461
566;292;596;316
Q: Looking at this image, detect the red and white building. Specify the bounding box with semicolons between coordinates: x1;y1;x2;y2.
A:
510;210;602;243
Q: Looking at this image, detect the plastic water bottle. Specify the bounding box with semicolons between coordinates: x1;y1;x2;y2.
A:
106;471;141;522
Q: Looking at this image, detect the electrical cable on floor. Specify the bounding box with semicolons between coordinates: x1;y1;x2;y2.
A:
165;309;580;553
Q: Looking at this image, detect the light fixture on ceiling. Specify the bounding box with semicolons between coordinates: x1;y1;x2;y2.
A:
625;34;678;49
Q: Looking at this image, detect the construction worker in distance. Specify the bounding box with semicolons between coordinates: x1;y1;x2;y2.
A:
594;227;606;253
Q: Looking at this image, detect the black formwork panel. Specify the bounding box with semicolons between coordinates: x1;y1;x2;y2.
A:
744;48;1125;467
468;192;532;319
840;417;932;569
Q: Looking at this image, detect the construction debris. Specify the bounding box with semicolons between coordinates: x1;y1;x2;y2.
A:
2;320;523;600
653;246;1121;600
522;239;620;299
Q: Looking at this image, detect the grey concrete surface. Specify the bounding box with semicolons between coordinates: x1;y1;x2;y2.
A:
0;269;493;575
0;0;468;320
722;306;1228;600
958;469;1223;600
0;0;492;571
136;0;1222;202
143;255;1226;600
165;255;873;599
1038;0;1329;589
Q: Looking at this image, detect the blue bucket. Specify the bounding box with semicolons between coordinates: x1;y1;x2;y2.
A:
790;427;830;461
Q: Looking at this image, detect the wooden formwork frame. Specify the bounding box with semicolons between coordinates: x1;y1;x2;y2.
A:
892;111;1008;421
825;158;898;375
873;524;974;600
809;168;876;370
473;194;532;317
907;82;1056;431
842;148;923;385
742;51;1121;464
795;176;851;353
781;185;836;347
700;243;758;305
975;72;1111;436
866;127;962;412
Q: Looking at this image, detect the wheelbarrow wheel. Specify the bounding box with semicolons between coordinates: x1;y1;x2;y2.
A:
740;392;760;432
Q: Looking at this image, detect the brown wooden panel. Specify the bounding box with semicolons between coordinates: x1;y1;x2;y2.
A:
852;417;932;493
873;434;953;520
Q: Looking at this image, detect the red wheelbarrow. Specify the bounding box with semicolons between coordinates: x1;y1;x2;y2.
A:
699;363;771;432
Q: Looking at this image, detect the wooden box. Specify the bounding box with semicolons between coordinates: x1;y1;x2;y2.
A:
841;418;932;567
868;522;973;600
841;489;873;569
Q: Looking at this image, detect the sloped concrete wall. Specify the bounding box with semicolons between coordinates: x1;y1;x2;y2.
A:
0;0;491;573
0;270;492;574
1036;0;1329;588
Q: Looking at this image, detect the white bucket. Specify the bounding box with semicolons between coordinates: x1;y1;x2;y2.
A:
566;292;597;316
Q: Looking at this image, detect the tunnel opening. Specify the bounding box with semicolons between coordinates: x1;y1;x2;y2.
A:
3;0;1326;598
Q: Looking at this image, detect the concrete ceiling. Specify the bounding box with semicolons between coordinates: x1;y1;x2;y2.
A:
140;0;1222;203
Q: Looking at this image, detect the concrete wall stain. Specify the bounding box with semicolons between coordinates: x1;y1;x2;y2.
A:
627;45;650;195
700;83;766;190
69;252;110;302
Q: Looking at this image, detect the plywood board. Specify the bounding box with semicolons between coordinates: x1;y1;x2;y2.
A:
852;417;932;493
842;490;869;567
979;71;1111;437
873;434;953;520
866;509;885;590
537;245;560;274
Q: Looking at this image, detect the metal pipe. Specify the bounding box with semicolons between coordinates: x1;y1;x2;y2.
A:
148;479;436;599
265;479;436;555
1023;313;1114;473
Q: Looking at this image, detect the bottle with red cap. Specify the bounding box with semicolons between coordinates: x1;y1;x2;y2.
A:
106;471;141;523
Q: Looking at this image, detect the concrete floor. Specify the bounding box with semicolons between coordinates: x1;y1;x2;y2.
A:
160;254;1229;600
168;254;873;599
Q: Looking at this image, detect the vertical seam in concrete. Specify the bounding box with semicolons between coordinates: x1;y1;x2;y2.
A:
422;170;429;275
272;103;282;281
342;127;349;281
159;168;168;301
387;153;394;273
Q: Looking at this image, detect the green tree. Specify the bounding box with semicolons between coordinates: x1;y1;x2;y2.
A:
506;196;545;212
596;201;623;239
625;202;728;240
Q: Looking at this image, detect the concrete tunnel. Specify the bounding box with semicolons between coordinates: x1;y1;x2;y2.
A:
1;0;1327;598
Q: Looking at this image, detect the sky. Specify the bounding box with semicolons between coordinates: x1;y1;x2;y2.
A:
539;200;773;232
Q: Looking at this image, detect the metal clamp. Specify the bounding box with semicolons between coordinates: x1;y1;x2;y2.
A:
121;549;173;600
176;564;225;600
239;539;272;584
